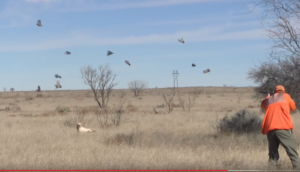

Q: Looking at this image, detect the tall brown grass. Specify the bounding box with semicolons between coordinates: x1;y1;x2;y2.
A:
0;87;298;170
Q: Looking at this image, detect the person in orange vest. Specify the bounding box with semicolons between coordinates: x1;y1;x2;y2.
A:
261;85;300;169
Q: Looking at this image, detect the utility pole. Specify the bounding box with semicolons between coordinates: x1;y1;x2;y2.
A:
172;70;179;95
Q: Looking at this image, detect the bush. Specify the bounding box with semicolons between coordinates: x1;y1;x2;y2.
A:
217;109;262;135
104;133;140;146
55;106;70;113
128;80;148;97
63;117;77;128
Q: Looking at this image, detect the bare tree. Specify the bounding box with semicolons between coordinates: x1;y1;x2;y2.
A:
96;109;109;128
178;93;197;112
128;80;148;97
96;93;128;127
248;0;300;108
162;93;175;113
254;0;300;58
10;88;14;92
81;64;117;109
3;87;6;92
75;106;86;123
193;88;202;97
248;57;300;105
186;94;197;111
178;95;186;111
109;94;128;127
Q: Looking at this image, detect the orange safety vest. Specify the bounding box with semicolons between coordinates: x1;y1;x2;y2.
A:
261;93;296;135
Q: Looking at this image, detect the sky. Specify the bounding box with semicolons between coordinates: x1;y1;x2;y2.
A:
0;0;272;91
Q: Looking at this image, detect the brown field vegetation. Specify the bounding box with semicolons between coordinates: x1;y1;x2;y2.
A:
0;86;299;170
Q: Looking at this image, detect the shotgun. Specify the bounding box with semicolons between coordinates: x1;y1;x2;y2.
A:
259;90;275;96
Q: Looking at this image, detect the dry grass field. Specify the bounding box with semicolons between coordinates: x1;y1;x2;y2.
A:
0;86;299;170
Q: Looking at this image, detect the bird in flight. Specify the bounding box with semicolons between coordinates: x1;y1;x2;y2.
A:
192;63;196;67
125;60;131;66
107;51;113;56
65;51;71;55
203;69;211;74
55;81;62;89
37;20;42;27
55;74;62;78
178;38;185;44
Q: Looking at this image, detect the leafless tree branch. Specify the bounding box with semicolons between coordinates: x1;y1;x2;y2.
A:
161;93;175;113
81;64;118;109
248;0;300;108
128;80;148;97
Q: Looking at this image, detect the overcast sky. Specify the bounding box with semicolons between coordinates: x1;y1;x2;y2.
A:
0;0;270;91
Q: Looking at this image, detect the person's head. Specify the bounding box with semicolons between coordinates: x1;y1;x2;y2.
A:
274;85;285;93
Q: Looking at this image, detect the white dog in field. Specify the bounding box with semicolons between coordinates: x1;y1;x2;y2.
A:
76;123;96;133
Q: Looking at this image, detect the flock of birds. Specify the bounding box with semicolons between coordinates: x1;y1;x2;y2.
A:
37;19;211;132
37;19;211;90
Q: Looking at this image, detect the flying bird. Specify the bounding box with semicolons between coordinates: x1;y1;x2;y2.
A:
192;63;196;67
178;38;185;44
37;20;42;27
203;69;211;74
55;74;61;78
77;123;96;133
125;60;131;66
65;51;71;55
107;51;113;56
55;81;62;89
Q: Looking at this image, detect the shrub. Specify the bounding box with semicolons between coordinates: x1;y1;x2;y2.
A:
128;80;148;97
217;109;262;135
5;103;21;112
104;133;136;146
55;106;70;113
